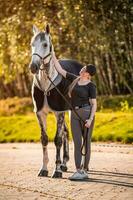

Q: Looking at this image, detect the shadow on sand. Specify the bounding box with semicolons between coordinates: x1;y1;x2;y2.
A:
66;170;133;188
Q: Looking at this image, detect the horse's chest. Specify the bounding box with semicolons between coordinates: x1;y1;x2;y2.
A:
35;74;51;92
40;79;51;92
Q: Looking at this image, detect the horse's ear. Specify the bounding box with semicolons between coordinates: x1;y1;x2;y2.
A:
45;24;50;34
33;25;39;35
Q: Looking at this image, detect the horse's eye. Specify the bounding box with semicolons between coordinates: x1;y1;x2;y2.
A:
43;43;47;48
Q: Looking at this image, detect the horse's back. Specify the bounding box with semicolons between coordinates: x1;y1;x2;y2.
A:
59;59;83;75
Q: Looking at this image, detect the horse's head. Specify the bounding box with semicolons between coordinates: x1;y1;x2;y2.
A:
29;24;52;74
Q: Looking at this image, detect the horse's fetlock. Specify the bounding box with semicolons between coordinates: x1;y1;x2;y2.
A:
55;160;61;165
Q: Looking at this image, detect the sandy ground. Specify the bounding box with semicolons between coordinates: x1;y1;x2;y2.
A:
0;142;133;200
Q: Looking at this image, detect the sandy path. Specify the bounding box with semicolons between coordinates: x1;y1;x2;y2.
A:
0;142;133;200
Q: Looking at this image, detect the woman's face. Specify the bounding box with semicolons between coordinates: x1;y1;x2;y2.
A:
79;66;90;78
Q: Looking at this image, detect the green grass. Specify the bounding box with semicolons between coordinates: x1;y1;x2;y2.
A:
0;112;132;144
0;114;57;143
93;112;133;143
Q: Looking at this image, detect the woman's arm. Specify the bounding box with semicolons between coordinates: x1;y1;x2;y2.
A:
89;99;97;121
52;53;67;78
85;99;97;128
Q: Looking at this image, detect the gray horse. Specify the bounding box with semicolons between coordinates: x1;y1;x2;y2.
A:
29;24;83;178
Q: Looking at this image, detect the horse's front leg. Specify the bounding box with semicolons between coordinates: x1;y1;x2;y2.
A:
52;112;65;178
32;85;49;177
37;109;49;177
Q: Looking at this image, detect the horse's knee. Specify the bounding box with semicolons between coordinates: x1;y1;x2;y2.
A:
54;135;62;147
41;134;48;146
36;108;47;126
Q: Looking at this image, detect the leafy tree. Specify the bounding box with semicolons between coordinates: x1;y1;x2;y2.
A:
0;0;132;98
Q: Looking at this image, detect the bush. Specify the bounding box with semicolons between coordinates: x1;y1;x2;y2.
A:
123;135;133;144
0;97;33;116
0;95;133;116
98;95;133;111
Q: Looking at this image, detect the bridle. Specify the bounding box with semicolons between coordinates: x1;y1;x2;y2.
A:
32;37;52;71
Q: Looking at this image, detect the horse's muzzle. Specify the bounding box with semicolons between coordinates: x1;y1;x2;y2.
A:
29;62;39;74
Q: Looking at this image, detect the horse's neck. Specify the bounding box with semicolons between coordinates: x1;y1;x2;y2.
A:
48;60;58;81
34;60;58;92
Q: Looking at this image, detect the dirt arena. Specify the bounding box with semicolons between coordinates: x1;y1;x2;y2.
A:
0;142;133;200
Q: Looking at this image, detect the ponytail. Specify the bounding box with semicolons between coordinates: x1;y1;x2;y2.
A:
68;76;80;97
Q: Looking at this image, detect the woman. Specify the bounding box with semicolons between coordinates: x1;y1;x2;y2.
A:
52;53;97;180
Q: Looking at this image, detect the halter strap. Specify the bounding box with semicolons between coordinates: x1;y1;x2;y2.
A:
32;52;51;60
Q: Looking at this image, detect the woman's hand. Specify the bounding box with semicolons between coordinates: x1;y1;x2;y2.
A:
85;119;92;128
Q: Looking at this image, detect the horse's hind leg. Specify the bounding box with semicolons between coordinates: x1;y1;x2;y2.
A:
52;112;65;178
60;122;69;172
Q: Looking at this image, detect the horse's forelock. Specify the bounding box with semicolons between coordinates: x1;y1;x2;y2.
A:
31;31;47;44
39;32;46;41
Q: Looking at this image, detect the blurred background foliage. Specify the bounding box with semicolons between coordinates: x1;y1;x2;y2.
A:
0;0;132;98
0;0;133;144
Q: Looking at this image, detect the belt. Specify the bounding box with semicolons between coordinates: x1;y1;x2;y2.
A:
74;104;90;110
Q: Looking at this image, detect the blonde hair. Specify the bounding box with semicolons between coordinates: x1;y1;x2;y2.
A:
68;76;80;97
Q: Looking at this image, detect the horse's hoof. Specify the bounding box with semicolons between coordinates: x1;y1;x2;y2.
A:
38;169;48;177
60;164;68;172
52;170;62;178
